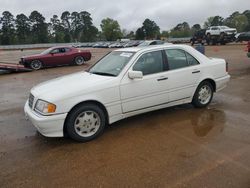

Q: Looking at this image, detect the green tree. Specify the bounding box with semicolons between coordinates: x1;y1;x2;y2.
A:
224;11;249;32
142;18;160;39
61;11;72;42
78;11;98;42
135;27;145;40
126;31;135;39
211;16;224;26
192;24;201;31
100;18;122;41
191;24;201;35
71;11;80;41
170;22;191;38
29;11;48;43
231;15;249;32
243;10;250;30
204;17;214;28
50;15;65;43
15;14;31;44
161;30;169;38
0;11;15;45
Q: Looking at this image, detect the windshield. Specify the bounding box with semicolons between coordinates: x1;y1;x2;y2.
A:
41;47;53;55
89;51;135;76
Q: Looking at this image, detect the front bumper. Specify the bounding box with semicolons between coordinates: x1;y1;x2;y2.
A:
24;101;67;137
19;58;25;65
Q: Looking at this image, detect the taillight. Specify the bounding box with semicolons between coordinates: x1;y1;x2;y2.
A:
226;61;229;72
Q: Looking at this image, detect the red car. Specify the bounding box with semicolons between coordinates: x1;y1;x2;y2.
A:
19;46;91;70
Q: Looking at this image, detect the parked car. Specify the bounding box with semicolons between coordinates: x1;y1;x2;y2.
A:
24;44;230;142
205;26;237;45
20;46;91;70
139;40;165;46
109;42;124;48
123;41;142;48
236;32;250;42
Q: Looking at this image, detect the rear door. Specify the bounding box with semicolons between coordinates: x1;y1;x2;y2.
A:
163;49;201;102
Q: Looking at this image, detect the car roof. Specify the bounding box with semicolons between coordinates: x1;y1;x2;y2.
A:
50;46;73;49
115;44;186;53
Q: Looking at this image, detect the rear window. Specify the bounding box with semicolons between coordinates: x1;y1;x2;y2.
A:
165;49;189;70
165;49;200;70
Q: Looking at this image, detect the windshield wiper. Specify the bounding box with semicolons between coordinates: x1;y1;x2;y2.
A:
90;71;116;77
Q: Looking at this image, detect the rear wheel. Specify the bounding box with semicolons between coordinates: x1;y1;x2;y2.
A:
192;81;214;108
74;56;85;66
30;60;42;70
65;104;106;142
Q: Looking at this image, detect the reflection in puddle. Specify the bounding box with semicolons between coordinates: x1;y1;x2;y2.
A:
191;109;225;137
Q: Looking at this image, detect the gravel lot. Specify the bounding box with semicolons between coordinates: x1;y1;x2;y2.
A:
0;44;250;188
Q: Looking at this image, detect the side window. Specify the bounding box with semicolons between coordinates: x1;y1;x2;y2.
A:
59;48;66;53
165;49;189;70
186;52;200;66
65;48;71;52
150;41;157;45
156;41;164;45
51;48;60;54
133;51;164;75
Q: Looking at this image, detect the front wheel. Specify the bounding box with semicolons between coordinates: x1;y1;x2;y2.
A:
30;60;42;70
65;104;106;142
74;56;85;66
192;81;214;108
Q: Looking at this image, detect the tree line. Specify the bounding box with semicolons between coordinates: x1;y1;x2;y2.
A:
0;10;250;45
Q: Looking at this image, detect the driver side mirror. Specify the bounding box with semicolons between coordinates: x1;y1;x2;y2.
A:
128;70;143;79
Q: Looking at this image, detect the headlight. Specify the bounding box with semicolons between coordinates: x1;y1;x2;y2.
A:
35;100;56;114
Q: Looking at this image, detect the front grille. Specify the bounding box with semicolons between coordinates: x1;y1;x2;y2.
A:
28;94;34;108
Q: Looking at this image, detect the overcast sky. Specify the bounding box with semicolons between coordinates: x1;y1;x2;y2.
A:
0;0;249;31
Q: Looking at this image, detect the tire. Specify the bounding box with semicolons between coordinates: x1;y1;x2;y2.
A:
65;103;106;142
220;33;226;45
30;60;42;70
192;81;214;108
74;56;85;66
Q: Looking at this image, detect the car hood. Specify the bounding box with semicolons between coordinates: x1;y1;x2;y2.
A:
31;71;115;101
22;54;42;59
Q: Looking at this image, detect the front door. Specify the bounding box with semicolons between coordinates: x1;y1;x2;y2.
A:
44;48;67;66
120;50;169;113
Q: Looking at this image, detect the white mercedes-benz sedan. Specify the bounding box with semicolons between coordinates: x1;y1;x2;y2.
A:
24;44;230;142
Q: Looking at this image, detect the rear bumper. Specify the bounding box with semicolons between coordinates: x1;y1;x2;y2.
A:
24;101;67;137
215;75;230;92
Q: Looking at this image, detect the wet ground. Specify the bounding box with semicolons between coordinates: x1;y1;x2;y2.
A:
0;45;250;187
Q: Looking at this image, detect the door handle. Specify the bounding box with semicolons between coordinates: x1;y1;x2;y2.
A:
192;70;200;74
157;77;168;81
